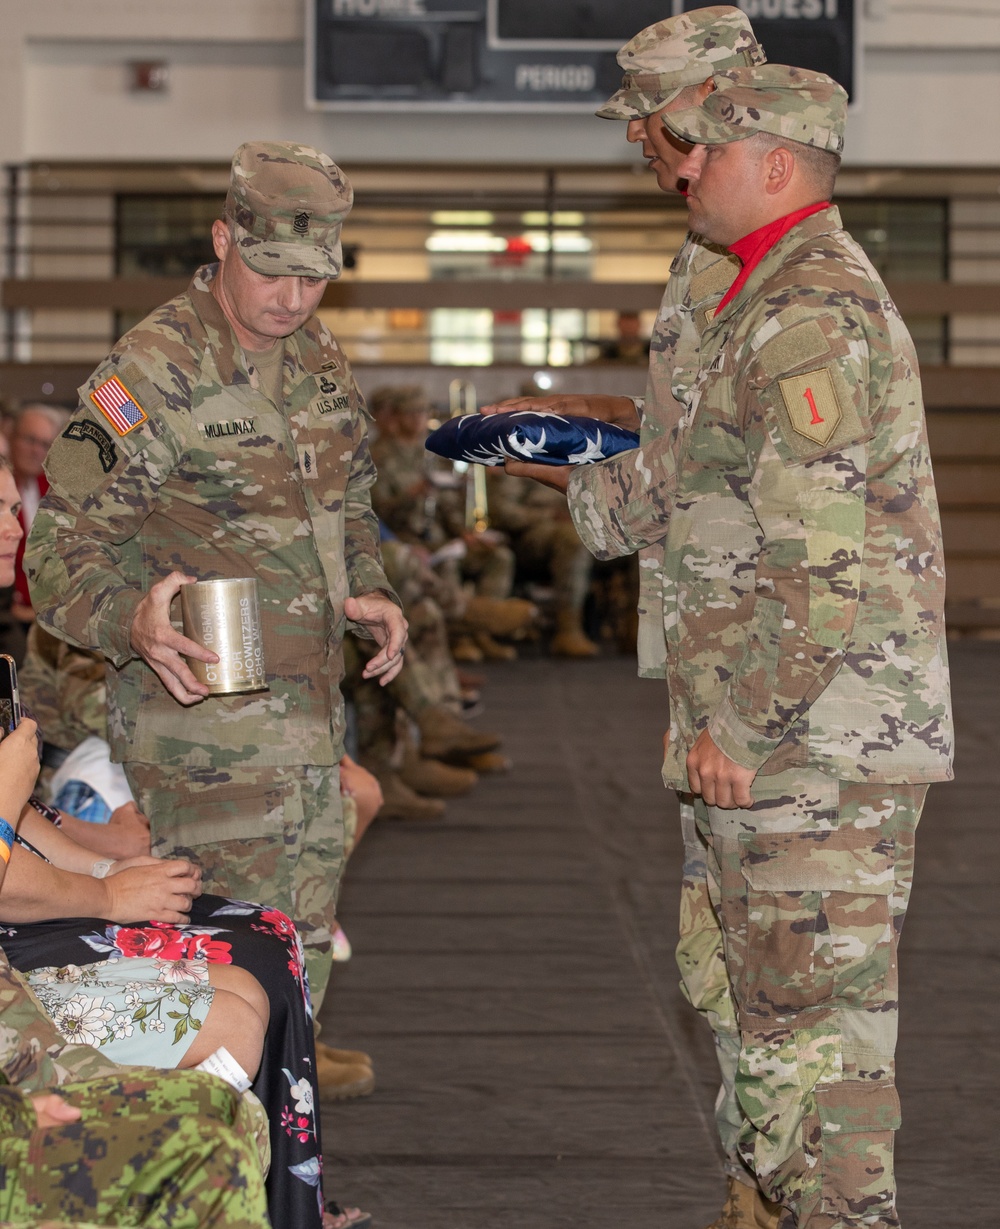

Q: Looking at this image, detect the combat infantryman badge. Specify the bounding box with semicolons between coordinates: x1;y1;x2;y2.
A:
90;375;149;436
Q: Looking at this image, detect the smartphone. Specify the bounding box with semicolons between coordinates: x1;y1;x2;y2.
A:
0;654;22;736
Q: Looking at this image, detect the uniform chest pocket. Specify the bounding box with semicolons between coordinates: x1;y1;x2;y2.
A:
684;374;745;469
188;405;291;501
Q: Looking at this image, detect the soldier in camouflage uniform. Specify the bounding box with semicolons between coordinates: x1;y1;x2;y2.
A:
25;142;407;1020
481;9;771;1223
652;67;953;1225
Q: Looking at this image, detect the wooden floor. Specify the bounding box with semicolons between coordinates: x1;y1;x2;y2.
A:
319;642;999;1229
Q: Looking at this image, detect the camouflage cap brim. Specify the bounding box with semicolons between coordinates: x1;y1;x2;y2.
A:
663;66;847;154
233;222;343;279
596;78;687;121
596;5;766;120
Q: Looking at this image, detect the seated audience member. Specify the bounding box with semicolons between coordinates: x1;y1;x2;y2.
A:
486;470;599;658
370;385;525;659
0;457;356;1229
8;404;68;652
0;720;270;1229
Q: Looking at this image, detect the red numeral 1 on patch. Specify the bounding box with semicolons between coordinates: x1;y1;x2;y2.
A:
803;387;825;426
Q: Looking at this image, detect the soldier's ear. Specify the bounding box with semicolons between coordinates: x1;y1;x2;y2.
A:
211;219;231;263
763;146;796;197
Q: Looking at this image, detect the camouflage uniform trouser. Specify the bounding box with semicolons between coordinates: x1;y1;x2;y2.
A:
0;1069;269;1227
676;769;927;1228
126;761;343;1014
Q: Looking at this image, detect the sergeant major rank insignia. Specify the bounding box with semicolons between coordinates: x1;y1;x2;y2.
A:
293;211;310;235
90;375;148;436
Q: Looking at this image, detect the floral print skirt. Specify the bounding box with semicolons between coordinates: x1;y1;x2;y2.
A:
26;955;215;1065
1;894;324;1229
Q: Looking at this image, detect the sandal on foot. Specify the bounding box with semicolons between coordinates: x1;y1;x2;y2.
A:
324;1201;373;1229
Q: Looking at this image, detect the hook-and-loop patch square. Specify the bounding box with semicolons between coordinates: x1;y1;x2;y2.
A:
778;368;842;446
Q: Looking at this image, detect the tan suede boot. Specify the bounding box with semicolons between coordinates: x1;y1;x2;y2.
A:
704;1177;783;1229
315;1042;372;1068
450;633;484;663
471;630;517;661
549;610;599;658
401;752;478;798
417;703;501;760
463;595;538;636
315;1052;375;1101
376;768;446;821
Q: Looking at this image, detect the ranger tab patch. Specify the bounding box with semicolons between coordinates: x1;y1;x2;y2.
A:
90;375;148;436
778;367;842;446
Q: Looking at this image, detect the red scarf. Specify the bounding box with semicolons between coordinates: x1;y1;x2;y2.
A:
715;201;830;316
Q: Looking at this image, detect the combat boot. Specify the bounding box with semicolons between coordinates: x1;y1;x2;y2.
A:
472;630;517;661
417;703;501;760
400;749;478;797
450;633;484;663
376;768;446;821
703;1177;782;1229
463;595;538;637
315;1042;372;1067
549;610;599;658
315;1051;375;1101
453;749;512;775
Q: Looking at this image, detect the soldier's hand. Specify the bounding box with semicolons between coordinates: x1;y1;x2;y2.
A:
480;393;640;430
106;802;152;859
686;729;756;810
502;459;571;493
30;1092;82;1129
129;573;216;705
102;856;202;924
347;593;409;687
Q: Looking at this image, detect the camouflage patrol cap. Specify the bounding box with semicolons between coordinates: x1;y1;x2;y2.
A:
663;65;848;154
225;141;353;279
596;6;765;121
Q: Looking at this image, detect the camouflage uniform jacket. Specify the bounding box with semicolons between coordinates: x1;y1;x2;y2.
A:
26;264;397;769
621;206;952;787
568;234;738;677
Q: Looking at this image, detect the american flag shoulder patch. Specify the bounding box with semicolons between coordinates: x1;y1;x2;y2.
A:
89;375;148;436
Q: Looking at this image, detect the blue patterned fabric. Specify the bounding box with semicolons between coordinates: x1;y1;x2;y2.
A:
425;412;640;467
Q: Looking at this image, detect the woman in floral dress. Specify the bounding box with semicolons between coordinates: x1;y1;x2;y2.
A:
0;812;328;1229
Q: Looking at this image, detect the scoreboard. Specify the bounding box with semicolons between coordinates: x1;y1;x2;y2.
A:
307;1;858;111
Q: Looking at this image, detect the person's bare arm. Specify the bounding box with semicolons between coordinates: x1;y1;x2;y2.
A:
0;723;41;842
479;393;640;430
55;803;151;861
0;849;201;925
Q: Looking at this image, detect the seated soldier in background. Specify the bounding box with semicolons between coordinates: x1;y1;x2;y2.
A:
487;469;598;658
370;385;533;660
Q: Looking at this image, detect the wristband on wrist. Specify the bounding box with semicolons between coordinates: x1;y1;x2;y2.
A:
91;858;114;879
0;818;14;864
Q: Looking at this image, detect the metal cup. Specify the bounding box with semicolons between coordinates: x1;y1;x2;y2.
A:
180;578;267;696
